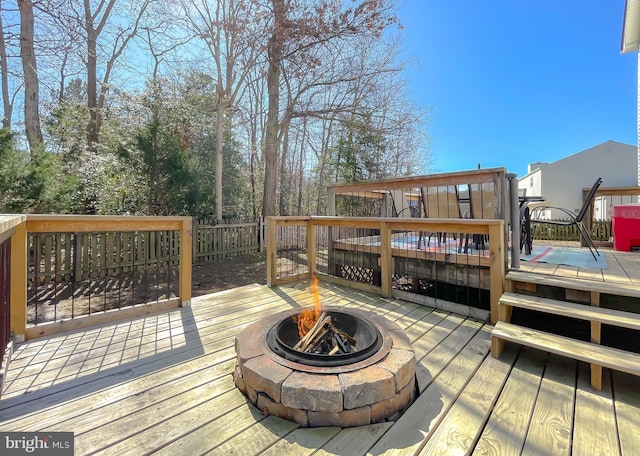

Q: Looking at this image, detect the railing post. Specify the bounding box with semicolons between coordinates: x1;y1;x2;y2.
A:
266;217;277;287
327;189;336;277
10;222;27;343
380;221;392;298
179;219;192;307
327;188;336;217
489;222;505;324
192;217;198;265
307;218;316;278
507;173;520;268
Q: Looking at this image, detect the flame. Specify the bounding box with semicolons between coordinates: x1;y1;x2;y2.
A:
295;276;322;338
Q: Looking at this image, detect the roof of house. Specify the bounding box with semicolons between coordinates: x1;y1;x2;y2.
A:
622;0;640;53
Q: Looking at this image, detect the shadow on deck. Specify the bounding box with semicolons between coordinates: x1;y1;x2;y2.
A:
0;280;639;455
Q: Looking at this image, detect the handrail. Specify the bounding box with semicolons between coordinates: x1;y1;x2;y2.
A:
326;167;507;193
266;216;505;323
592;185;640;197
1;214;192;341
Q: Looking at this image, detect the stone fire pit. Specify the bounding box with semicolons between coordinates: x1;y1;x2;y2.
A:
233;307;417;427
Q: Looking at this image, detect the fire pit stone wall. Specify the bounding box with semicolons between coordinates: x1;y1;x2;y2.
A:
233;307;417;428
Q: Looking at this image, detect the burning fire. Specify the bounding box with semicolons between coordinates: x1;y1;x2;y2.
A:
294;276;322;338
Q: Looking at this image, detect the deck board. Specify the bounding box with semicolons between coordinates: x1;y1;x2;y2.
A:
572;364;618;456
1;280;639;455
613;371;640;455
204;415;300;455
601;252;632;285
416;343;518;455
369;326;491;455
315;423;394;456
518;247;640;287
521;355;576;456
260;426;341;455
473;348;547;455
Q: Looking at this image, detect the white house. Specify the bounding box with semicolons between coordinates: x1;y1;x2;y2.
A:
622;0;640;186
518;140;638;220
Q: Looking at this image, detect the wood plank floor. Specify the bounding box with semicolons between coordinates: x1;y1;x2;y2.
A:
517;243;640;286
1;281;639;455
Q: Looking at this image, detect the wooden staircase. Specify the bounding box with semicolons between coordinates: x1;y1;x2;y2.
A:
491;270;640;390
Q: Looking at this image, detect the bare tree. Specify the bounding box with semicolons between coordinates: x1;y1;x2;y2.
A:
261;0;399;216
79;0;151;149
180;0;264;221
236;63;267;219
262;0;284;217
18;0;42;151
0;0;18;129
38;1;85;104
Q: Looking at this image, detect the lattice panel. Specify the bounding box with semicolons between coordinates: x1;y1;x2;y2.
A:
339;265;375;285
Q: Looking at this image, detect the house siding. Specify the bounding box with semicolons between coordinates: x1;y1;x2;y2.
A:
519;141;638;220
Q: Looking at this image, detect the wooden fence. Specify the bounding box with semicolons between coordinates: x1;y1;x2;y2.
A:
194;219;264;261
29;230;182;285
531;220;612;242
28;218;264;285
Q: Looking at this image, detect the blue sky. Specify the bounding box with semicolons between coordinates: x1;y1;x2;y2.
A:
396;0;637;178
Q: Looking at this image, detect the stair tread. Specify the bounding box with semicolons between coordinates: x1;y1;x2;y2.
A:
492;321;640;376
506;270;640;299
500;292;640;331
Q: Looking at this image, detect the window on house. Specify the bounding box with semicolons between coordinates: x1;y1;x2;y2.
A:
529;177;533;187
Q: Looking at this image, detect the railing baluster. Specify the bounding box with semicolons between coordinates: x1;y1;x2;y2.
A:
5;216;191;338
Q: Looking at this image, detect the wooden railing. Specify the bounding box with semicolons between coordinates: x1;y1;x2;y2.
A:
1;215;192;341
327;168;508;221
0;237;8;368
27;218;264;285
266;216;505;323
324;168;520;268
591;185;640;201
0;215;26;368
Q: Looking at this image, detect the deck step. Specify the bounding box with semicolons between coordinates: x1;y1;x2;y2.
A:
491;321;640;377
499;292;640;331
506;270;640;299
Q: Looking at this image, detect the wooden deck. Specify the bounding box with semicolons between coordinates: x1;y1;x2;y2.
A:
1;280;639;455
517;244;640;286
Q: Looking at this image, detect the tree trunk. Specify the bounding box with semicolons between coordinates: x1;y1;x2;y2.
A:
316;120;333;214
18;0;42;152
86;21;98;150
297;119;307;215
250;127;258;219
0;3;13;129
83;0;140;151
278;126;289;215
262;0;284;217
215;88;224;221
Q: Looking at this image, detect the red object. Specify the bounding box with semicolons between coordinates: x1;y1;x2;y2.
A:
609;204;640;252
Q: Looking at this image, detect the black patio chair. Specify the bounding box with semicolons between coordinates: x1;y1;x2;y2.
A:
529;177;603;260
